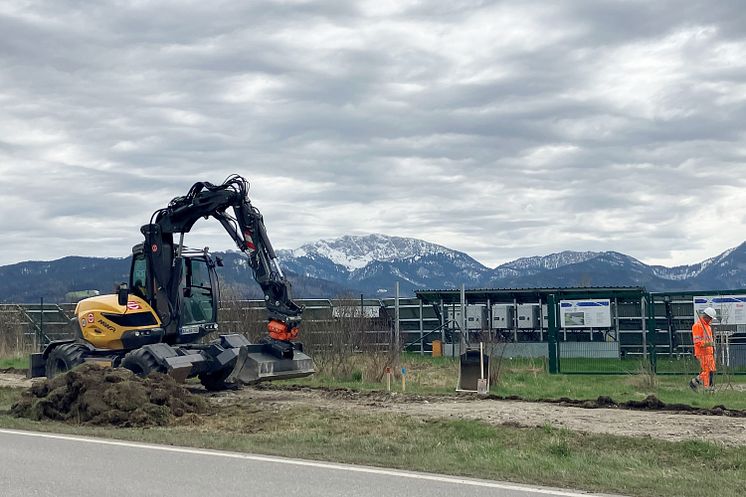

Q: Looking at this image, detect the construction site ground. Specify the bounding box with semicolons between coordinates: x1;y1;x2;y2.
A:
2;371;746;446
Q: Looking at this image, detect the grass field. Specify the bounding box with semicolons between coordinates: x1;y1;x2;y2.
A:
292;353;746;410
4;351;746;409
0;384;744;497
0;355;27;370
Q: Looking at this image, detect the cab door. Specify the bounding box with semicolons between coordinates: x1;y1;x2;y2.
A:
178;257;217;336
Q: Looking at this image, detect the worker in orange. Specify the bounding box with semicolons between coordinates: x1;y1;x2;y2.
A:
689;306;717;392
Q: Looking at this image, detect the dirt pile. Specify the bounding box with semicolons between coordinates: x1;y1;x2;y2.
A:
11;363;206;427
533;394;746;417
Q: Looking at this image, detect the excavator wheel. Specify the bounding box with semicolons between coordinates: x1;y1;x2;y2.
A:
45;343;87;378
198;369;235;392
121;348;164;377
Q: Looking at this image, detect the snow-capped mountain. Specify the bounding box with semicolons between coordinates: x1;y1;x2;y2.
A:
278;236;746;295
650;247;738;281
277;234;488;295
3;236;746;302
280;234;455;271
491;251;599;279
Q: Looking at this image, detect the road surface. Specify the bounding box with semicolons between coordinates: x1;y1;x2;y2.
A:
0;428;617;497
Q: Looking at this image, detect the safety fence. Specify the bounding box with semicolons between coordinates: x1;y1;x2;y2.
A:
3;296;745;378
0;299;398;357
0;303;75;355
552;340;746;375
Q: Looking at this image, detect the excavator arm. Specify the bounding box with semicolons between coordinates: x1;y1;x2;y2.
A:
141;175;302;342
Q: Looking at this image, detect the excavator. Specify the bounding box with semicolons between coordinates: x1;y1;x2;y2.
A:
28;174;314;390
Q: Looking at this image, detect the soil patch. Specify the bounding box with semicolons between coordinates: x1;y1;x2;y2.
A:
502;394;746;417
253;384;746;417
11;364;206;427
0;373;32;389
238;385;746;446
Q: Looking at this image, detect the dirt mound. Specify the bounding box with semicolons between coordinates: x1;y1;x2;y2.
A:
11;363;206;427
506;394;746;417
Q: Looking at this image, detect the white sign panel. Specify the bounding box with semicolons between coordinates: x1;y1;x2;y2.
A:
332;305;381;319
693;295;746;325
559;299;612;328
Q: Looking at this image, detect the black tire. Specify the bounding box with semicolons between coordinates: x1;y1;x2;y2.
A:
45;343;88;378
198;369;235;391
121;348;163;377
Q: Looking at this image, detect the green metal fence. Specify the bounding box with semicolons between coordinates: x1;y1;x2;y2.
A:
544;291;746;376
4;290;746;378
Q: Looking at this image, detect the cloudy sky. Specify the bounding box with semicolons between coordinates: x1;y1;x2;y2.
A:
1;0;745;269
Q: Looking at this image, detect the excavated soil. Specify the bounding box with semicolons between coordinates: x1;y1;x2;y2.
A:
3;371;746;444
9;364;206;427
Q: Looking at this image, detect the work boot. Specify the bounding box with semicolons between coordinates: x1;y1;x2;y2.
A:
689;377;701;391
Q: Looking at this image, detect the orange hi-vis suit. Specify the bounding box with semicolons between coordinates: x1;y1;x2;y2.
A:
692;318;716;387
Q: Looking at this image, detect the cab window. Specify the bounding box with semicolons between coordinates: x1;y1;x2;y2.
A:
131;254;149;299
181;258;215;325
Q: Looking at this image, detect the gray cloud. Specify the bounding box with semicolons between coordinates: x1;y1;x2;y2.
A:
1;0;745;269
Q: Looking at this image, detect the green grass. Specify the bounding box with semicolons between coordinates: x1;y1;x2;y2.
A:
0;387;22;411
0;356;28;370
5;351;745;410
496;370;746;410
292;353;746;410
0;387;743;497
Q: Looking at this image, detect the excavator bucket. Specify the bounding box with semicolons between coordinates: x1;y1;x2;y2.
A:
225;343;315;385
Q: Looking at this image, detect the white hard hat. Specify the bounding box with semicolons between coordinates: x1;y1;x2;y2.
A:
702;307;717;319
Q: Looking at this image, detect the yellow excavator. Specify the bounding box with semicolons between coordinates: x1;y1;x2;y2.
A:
29;175;314;390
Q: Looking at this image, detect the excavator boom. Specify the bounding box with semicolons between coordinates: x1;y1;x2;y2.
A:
139;174;312;384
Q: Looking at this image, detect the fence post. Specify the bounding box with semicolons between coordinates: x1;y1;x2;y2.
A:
548;294;559;374
418;298;424;355
647;293;657;372
39;297;44;351
394;282;400;365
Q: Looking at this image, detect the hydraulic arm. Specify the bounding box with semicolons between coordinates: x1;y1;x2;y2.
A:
141;175;303;343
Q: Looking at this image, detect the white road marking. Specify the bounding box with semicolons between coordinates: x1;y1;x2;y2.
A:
0;428;602;496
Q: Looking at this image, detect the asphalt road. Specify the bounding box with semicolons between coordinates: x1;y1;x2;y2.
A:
0;429;615;497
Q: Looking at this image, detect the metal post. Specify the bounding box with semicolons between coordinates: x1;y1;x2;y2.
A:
647;293;657;372
614;297;620;343
513;298;518;342
418;298;424;355
487;298;492;352
539;297;544;342
39;297;44;350
395;282;400;362
360;293;365;349
548;294;559;374
641;296;648;362
460;284;466;353
439;298;445;349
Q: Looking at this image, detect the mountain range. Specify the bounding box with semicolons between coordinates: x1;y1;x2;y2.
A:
1;234;745;303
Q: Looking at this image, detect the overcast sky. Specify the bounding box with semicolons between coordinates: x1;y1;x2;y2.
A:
1;0;745;269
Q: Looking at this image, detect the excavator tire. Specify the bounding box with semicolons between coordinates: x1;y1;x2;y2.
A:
45;343;88;378
121;348;164;377
198;369;235;392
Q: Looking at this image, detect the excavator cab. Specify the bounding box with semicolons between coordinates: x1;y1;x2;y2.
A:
130;244;219;343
